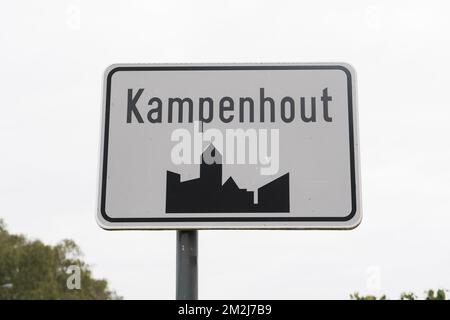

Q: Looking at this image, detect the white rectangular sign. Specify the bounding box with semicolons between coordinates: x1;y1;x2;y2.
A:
97;63;361;229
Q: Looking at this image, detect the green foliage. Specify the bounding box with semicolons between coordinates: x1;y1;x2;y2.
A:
350;292;386;300
0;219;121;300
351;290;448;300
400;292;417;300
425;289;446;300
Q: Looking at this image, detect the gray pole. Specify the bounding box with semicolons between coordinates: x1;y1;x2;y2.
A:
176;230;198;300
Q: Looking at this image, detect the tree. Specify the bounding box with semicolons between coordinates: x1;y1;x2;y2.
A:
425;289;446;300
351;290;447;300
400;292;417;300
0;219;121;300
350;292;386;300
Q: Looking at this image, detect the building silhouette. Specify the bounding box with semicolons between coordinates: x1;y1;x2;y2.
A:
166;144;290;213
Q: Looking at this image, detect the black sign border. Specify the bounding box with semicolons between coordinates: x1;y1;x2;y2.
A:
100;65;357;223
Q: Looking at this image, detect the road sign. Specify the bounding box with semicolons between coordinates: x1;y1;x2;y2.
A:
97;63;361;229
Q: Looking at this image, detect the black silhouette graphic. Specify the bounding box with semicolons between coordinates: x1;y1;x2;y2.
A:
166;144;290;213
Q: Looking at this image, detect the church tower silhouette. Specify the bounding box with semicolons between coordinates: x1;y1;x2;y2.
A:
200;144;222;188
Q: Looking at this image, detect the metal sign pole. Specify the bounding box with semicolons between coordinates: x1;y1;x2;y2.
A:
176;230;198;300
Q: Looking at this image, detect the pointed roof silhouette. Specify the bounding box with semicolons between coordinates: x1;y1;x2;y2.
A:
222;177;239;190
202;143;222;164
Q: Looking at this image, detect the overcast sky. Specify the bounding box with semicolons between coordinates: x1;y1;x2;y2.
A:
1;0;449;299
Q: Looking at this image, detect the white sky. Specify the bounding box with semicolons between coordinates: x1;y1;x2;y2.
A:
1;0;449;299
